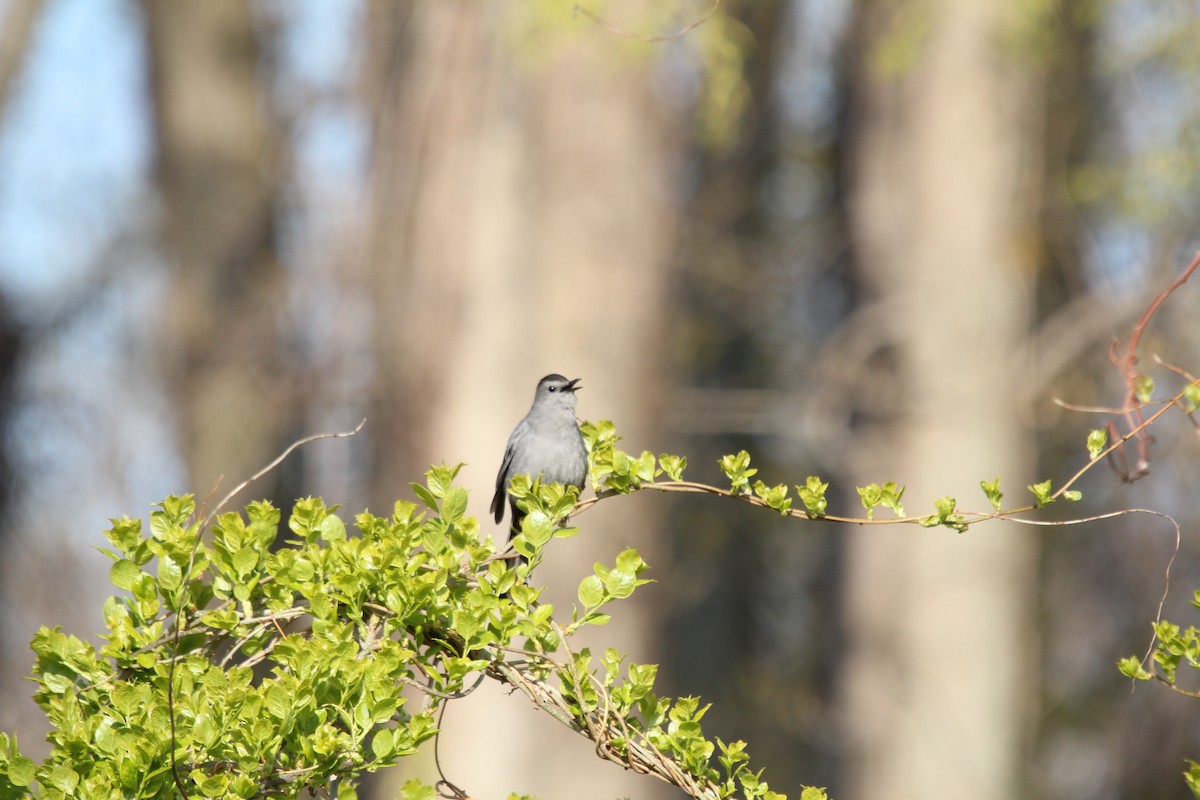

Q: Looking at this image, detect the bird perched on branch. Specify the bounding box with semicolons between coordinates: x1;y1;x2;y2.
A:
491;374;588;563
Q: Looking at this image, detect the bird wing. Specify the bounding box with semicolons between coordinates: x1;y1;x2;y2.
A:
490;423;525;523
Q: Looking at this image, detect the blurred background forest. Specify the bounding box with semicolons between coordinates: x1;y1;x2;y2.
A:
1;0;1200;798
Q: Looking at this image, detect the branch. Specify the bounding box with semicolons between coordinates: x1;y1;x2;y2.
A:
1052;379;1200;501
573;0;721;43
487;660;718;799
1105;250;1200;480
1154;675;1200;700
1003;507;1181;664
203;418;367;525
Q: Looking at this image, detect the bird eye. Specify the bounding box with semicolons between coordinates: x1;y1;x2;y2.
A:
548;385;558;392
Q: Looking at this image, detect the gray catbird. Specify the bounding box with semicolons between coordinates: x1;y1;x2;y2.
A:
491;374;588;561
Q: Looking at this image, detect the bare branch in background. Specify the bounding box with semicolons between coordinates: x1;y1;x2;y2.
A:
573;0;720;43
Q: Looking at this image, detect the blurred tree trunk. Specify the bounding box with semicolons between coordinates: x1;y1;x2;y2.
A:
661;0;840;789
359;2;676;797
0;0;40;543
840;2;1041;798
0;0;45;119
140;0;298;508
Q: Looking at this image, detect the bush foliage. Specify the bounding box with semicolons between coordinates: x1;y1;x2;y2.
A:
0;422;825;800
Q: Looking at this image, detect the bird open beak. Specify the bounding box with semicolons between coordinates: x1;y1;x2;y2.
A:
564;378;582;392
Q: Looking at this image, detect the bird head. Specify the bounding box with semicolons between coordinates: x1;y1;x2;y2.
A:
534;374;582;408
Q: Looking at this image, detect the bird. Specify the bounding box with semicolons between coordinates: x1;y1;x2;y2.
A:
491;374;588;564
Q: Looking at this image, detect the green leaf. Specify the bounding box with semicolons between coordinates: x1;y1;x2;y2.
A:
856;481;904;519
426;463;463;498
319;514;347;542
635;450;658;482
399;779;437;800
7;754;35;787
921;496;968;532
157;555;183;593
288;497;324;540
658;454;687;481
752;481;792;515
131;572;160;617
520;512;556;549
1086;428;1108;459
391;499;419;526
628;662;657;692
194;713;219;748
372;727;395;760
1117;656;1152;681
117;752;140;790
615;548;646;574
104;517;145;558
93;719;117;755
797;476;828;519
232;547;259;579
198;774;232;798
46;765;79;796
110;559;141;591
201;608;240;631
1063;490;1082;502
151;495;195;535
266;684;292;720
410;483;439;510
606;569;637;600
856;483;882;519
442;487;469;523
1185;760;1200;799
879;481;905;517
1134;374;1155;404
578;575;605;608
718;451;757;493
1027;480;1053;507
1184;383;1200;414
980;477;1003;512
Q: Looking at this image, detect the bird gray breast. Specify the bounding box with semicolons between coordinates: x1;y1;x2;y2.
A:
506;406;587;488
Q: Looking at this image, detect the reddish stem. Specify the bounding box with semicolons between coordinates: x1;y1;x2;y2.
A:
1107;251;1200;481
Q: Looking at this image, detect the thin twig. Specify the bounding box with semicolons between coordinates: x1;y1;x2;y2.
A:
1002;507;1181;664
1154;676;1200;699
433;700;469;799
205;418;367;526
1053;380;1200;500
1052;397;1173;415
1152;353;1198;383
405;672;486;702
577;376;1200;531
573;0;720;43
